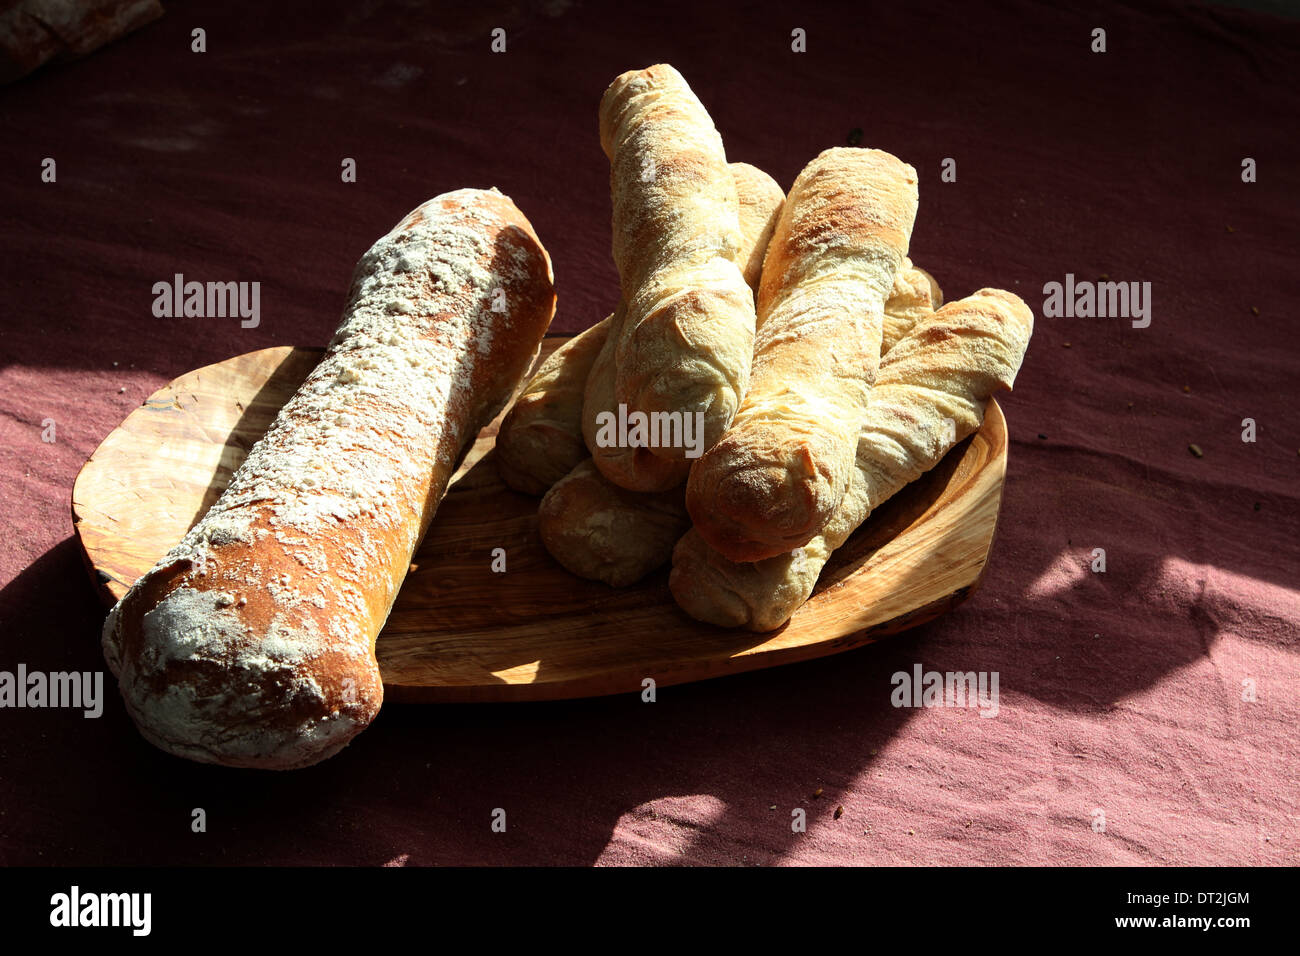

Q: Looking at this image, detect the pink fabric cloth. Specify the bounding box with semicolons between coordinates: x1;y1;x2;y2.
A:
0;0;1295;864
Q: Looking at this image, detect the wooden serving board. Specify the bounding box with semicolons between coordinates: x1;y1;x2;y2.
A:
72;339;1008;702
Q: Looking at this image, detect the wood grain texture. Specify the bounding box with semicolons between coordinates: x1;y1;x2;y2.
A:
73;339;1009;702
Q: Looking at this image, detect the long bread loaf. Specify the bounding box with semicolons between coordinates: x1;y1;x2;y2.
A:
686;147;919;562
671;288;1032;630
101;188;557;768
599;64;756;468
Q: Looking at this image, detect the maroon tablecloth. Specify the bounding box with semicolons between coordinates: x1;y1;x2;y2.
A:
1;0;1296;865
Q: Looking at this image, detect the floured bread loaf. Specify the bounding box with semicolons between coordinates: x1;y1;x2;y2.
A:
671;288;1033;630
102;188;556;769
686;147;919;562
599;64;757;474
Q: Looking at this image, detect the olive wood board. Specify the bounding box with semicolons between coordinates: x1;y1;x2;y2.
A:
72;338;1008;702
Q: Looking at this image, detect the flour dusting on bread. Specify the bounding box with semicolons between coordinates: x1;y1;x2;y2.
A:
103;187;557;769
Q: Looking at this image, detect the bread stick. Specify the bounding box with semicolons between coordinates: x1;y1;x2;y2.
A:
101;189;556;768
599;64;757;467
686;147;919;562
671;289;1032;630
